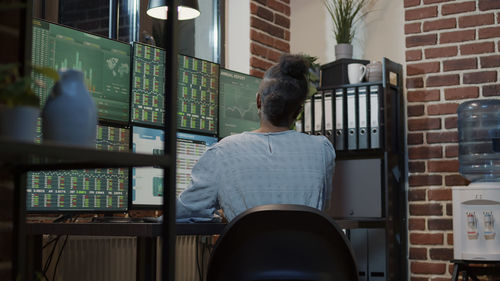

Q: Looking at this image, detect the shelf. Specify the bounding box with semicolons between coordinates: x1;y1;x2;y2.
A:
0;139;170;171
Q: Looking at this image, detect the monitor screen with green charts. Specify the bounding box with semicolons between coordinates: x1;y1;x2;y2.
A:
31;19;131;122
219;68;262;138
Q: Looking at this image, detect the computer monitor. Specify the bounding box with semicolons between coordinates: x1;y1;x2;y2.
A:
130;126;218;209
131;42;166;126
31;19;131;123
26;125;130;212
218;68;262;138
177;54;219;135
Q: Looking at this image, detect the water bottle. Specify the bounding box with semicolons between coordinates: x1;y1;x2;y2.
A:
458;99;500;182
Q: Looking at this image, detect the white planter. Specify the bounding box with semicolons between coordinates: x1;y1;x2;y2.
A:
42;70;97;147
335;44;353;60
0;105;40;142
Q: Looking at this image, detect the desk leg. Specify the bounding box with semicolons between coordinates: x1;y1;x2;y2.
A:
452;263;459;281
137;237;157;281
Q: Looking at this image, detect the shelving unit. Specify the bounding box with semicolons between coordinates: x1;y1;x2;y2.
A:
6;2;179;281
301;58;406;281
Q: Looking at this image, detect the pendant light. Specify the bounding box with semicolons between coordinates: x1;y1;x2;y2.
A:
147;0;200;20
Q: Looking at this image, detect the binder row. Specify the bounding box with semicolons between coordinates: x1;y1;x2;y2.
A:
303;85;383;151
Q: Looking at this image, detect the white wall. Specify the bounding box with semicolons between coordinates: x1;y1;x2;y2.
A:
290;0;336;65
225;0;251;74
290;0;405;66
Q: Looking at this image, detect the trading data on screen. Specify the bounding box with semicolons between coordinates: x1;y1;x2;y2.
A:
31;19;131;122
177;55;219;135
131;127;217;208
131;43;165;126
219;69;262;138
26;125;130;212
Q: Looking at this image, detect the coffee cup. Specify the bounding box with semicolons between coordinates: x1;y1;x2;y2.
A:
348;63;366;84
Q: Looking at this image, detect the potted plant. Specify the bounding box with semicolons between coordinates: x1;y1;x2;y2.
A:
0;64;57;142
324;0;369;60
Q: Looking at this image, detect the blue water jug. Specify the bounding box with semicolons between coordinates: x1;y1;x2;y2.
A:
458;99;500;182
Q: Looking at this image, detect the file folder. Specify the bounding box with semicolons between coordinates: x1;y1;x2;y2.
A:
370;85;380;149
358;87;368;149
314;95;323;133
304;99;311;133
335;89;344;150
324;91;333;135
347;88;357;150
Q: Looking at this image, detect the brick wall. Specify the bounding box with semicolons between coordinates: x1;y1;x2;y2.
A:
250;0;291;78
405;0;500;280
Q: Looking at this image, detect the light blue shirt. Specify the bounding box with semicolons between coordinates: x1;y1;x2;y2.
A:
176;130;336;222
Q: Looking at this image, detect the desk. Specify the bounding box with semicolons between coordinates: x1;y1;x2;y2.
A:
26;219;381;281
451;260;500;281
26;223;226;281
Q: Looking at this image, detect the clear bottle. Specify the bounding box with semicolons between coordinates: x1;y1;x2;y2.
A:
458;99;500;182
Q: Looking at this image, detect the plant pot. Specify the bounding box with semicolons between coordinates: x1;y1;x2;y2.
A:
335;44;353;60
0;105;40;142
42;69;97;147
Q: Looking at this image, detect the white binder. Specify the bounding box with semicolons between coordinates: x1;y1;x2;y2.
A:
347;88;357;150
358;87;368;149
335;89;344;150
370;85;380;149
324;91;333;132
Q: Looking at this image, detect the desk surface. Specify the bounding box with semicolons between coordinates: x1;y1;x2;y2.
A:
27;218;385;237
27;222;226;236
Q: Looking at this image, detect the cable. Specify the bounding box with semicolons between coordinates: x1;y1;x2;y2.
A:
43;236;60;274
42;236;59;250
52;234;69;281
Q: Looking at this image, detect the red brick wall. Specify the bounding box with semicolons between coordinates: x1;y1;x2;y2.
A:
250;0;291;78
405;0;500;280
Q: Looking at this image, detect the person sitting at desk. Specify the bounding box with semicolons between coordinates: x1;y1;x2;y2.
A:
176;54;336;222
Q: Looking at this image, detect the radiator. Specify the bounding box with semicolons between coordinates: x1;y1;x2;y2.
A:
43;235;209;281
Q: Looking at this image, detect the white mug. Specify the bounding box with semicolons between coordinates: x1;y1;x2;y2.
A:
348;63;367;84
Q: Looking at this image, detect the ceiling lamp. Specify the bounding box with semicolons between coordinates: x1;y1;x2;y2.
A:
147;0;200;20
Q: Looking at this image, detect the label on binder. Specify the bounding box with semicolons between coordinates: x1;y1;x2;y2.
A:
335;89;344;150
358;87;368;149
347;88;357;150
370;86;380;149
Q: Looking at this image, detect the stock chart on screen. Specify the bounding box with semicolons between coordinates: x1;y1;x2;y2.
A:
26;125;130;212
177;55;219;135
219;69;262;138
31;19;131;122
131;43;165;126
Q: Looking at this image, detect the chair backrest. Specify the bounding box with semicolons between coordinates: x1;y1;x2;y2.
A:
206;204;359;281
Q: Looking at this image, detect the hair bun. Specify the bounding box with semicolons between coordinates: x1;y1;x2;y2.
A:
279;54;309;79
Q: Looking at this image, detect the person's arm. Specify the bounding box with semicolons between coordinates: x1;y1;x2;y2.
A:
322;139;336;210
176;147;220;220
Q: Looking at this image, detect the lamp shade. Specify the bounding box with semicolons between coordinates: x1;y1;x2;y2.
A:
147;0;200;20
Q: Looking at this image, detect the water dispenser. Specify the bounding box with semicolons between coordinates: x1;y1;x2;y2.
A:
453;99;500;260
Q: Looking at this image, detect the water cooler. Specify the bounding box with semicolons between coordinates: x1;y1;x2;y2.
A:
453;99;500;260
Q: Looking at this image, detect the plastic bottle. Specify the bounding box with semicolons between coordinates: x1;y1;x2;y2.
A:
458;99;500;182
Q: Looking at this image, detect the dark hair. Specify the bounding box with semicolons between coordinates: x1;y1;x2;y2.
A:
258;54;309;127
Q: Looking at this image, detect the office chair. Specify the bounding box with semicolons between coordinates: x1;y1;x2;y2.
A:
206;204;359;281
